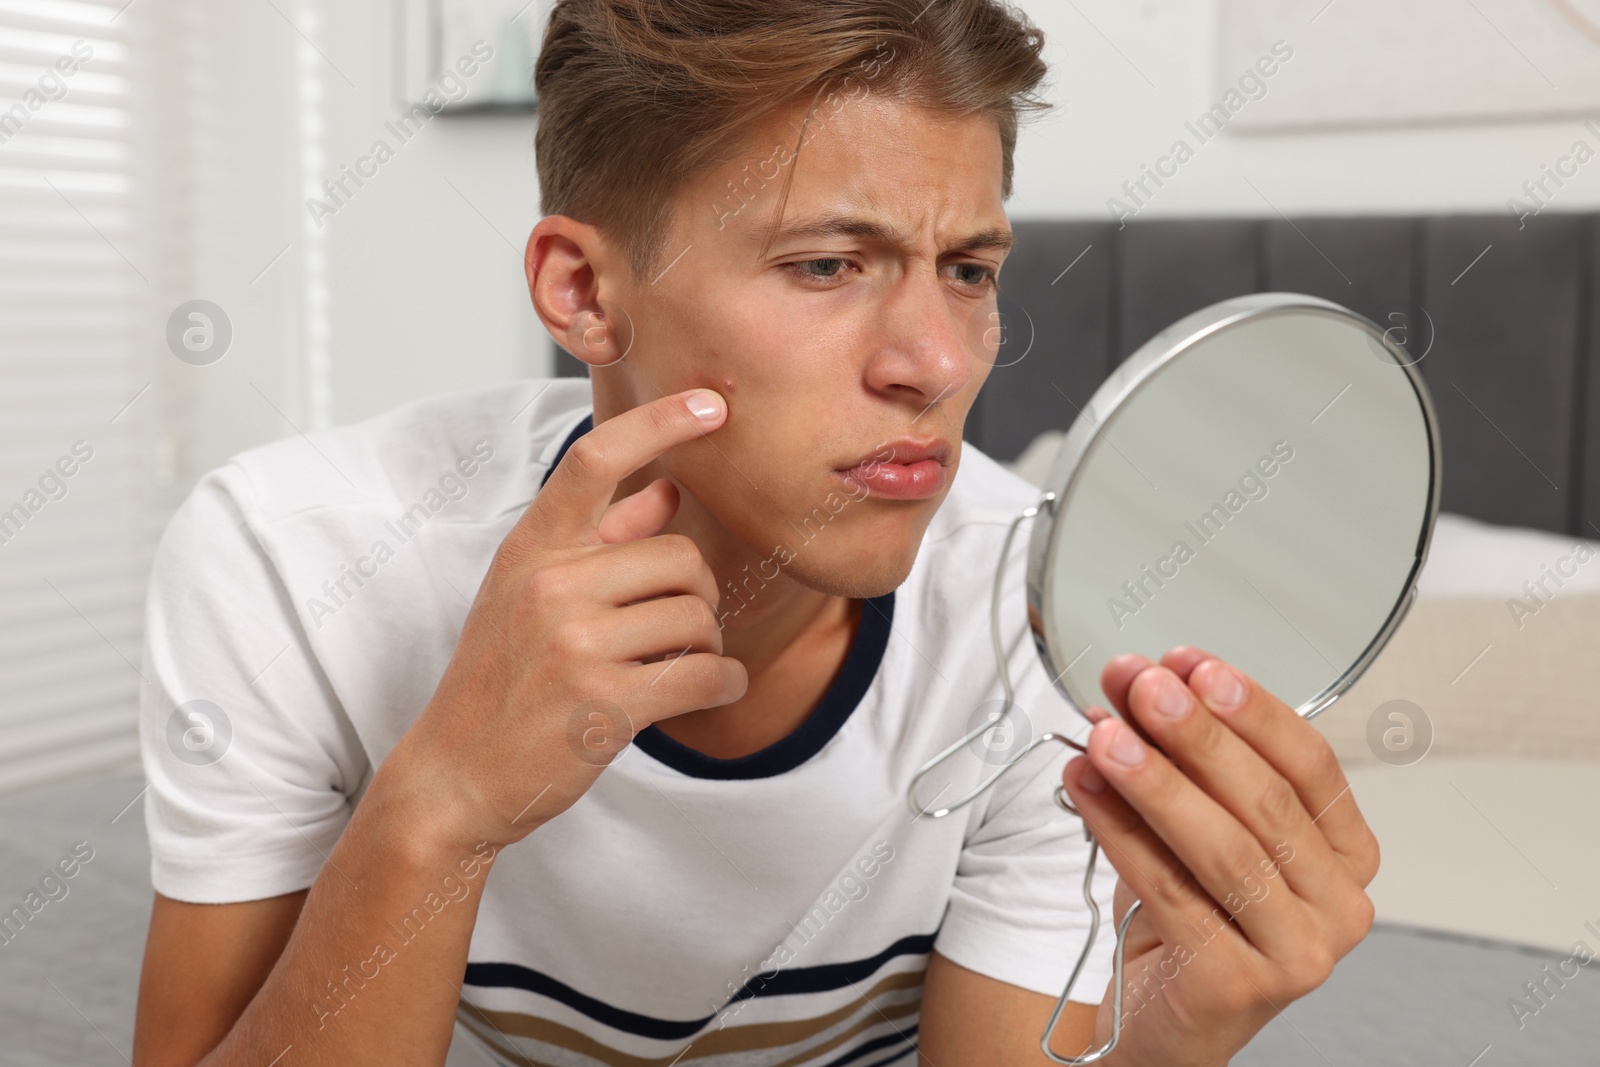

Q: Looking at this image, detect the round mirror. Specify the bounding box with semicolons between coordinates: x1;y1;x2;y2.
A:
1026;292;1442;721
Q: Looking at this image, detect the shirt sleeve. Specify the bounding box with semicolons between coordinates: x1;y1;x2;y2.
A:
931;525;1120;1004
138;465;369;903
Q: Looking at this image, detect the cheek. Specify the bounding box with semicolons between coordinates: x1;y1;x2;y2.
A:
965;355;995;401
652;324;834;489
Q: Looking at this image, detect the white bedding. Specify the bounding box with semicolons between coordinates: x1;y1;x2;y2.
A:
1003;431;1600;762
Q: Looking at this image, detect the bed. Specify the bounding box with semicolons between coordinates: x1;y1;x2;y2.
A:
4;771;1598;1065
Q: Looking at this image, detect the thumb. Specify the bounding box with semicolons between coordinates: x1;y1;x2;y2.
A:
596;477;680;544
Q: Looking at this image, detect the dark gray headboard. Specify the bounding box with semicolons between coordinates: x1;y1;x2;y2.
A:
555;213;1600;538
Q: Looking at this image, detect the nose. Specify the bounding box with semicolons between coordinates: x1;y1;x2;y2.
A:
862;265;977;409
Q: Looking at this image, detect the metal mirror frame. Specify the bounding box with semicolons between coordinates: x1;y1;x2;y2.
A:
909;293;1443;1062
1024;291;1445;723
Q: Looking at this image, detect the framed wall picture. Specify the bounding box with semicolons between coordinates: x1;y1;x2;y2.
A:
392;0;541;113
1220;0;1600;129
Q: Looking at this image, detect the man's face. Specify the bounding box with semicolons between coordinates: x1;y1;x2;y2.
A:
603;91;1011;602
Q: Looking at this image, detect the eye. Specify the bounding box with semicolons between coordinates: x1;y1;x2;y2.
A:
781;257;998;290
946;262;999;290
785;258;853;284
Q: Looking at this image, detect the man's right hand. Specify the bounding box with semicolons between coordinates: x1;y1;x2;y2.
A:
135;389;745;1067
381;387;748;852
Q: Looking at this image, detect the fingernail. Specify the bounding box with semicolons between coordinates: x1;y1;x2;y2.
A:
685;390;723;422
1196;660;1247;712
1106;722;1146;768
1078;760;1108;794
1151;670;1191;719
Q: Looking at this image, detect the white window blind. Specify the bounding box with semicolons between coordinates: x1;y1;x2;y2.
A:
0;0;155;794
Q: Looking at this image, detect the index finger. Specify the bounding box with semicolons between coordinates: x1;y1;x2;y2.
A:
519;388;727;547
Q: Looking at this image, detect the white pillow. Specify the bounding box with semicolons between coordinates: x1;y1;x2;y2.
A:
1417;512;1600;597
1002;429;1600;760
1006;429;1065;491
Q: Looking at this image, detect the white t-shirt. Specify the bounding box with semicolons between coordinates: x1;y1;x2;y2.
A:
139;378;1116;1067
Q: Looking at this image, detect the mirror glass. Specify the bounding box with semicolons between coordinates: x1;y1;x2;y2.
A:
1028;294;1440;720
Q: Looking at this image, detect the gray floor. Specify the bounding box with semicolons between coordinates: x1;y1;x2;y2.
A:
1;774;1593;1066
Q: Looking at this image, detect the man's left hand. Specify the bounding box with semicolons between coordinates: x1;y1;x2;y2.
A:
1056;646;1380;1066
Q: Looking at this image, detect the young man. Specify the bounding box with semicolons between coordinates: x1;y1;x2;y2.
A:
133;1;1378;1064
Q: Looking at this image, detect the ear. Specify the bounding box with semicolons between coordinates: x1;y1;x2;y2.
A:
525;216;629;369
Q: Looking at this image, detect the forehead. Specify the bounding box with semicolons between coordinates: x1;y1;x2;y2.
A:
696;91;1010;249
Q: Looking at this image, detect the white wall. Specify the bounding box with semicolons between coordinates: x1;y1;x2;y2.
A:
167;0;552;485
301;0;551;431
1007;0;1600;221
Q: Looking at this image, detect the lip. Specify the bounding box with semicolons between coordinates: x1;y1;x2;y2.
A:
834;436;954;501
838;437;953;471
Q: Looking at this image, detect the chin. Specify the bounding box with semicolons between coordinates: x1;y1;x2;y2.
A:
712;538;914;633
775;517;928;600
785;553;914;601
691;462;945;603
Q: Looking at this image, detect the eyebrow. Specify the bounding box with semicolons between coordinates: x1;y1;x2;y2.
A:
753;213;1015;257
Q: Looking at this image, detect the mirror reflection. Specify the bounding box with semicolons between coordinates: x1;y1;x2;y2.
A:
1039;302;1437;718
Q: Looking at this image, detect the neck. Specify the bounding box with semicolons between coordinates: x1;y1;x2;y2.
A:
679;490;848;679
